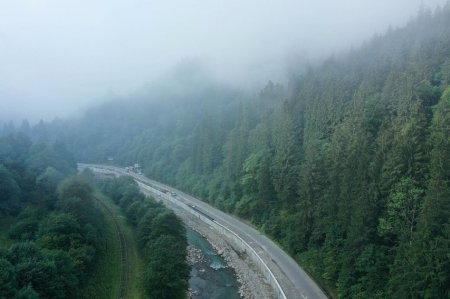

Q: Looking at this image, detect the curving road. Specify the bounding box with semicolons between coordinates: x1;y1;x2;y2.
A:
80;163;328;299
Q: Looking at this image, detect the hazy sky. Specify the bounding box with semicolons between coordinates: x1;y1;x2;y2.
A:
0;0;447;123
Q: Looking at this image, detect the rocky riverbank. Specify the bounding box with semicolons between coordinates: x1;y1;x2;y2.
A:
186;223;275;299
186;230;240;299
139;188;275;299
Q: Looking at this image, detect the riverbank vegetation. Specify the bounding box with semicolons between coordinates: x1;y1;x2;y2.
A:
97;175;189;299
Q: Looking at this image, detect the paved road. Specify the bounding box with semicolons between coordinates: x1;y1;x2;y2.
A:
80;163;328;299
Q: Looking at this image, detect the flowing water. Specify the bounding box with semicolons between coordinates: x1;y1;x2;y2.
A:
187;228;240;299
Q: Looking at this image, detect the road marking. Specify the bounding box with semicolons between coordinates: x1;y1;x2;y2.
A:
81;164;328;299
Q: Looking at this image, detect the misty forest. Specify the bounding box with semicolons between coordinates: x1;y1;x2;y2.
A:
2;2;450;299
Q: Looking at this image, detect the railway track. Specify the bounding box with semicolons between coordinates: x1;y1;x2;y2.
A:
96;197;129;299
80;163;328;299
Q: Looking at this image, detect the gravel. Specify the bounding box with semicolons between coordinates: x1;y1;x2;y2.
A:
140;188;276;299
183;211;275;299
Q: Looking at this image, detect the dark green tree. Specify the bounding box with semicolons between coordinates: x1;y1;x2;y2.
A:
143;235;189;299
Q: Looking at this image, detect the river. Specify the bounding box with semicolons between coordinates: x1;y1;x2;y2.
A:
187;228;240;299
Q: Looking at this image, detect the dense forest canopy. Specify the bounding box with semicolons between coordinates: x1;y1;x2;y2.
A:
3;5;450;298
0;134;105;298
0;133;189;298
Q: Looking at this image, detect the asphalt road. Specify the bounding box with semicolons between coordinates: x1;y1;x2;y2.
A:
80;163;328;299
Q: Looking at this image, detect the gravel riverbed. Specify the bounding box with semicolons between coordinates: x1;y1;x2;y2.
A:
139;189;276;299
185;217;275;299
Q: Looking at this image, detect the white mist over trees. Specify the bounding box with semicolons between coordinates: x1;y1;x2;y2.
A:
1;2;450;298
0;0;447;122
20;6;448;298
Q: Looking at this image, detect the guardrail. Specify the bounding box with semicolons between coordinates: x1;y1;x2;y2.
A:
85;164;289;299
211;211;288;299
145;185;288;299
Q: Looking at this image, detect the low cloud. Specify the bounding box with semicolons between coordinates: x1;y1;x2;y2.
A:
0;0;447;122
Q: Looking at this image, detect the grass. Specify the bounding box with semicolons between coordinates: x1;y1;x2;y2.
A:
91;191;145;299
83;194;121;299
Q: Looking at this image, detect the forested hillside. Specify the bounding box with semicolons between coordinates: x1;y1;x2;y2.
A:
6;5;450;298
0;134;107;298
0;134;190;298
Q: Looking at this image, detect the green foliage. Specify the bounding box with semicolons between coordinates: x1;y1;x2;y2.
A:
39;5;450;298
143;235;189;299
137;207;165;248
26;142;76;176
57;176;93;201
0;133;32;165
36;167;64;193
38;213;82;250
378;177;424;244
6;242;78;299
392;86;450;298
0;257;17;298
100;176;189;298
124;201;144;226
0;164;21;214
9;217;39;241
0;134;105;298
415;79;441;107
14;284;39;299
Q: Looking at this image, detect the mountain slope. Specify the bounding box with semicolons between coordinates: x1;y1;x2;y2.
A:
18;5;450;298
